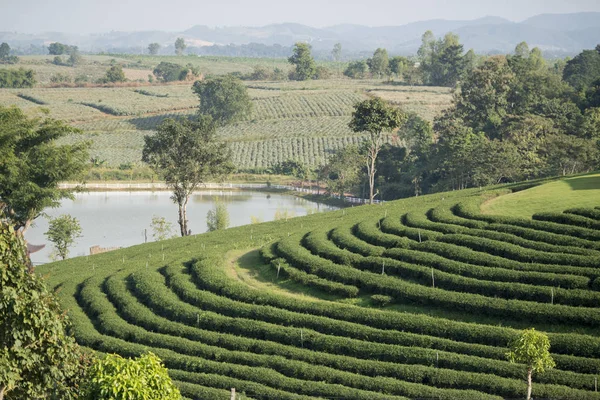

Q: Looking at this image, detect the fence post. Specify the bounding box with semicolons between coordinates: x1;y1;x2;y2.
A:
230;388;236;400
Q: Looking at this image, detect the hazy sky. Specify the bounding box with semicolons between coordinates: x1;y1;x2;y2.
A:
2;0;600;34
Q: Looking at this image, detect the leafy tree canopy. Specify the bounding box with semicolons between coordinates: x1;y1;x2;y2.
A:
174;37;186;55
45;214;82;260
0;106;90;232
0;223;90;400
344;60;368;79
84;352;180;400
0;42;10;58
0;68;35;88
142;116;234;236
148;42;160;55
563;48;600;91
367;48;389;78
193;74;253;126
288;42;316;81
507;328;555;400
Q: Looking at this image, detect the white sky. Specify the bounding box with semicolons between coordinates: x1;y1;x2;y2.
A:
1;0;599;34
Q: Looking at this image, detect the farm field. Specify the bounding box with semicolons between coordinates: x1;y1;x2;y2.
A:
38;177;600;399
0;56;452;169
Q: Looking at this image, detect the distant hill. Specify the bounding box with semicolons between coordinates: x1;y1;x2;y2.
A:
2;12;599;57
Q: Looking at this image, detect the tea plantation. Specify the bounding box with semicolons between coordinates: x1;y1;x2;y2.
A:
38;174;600;399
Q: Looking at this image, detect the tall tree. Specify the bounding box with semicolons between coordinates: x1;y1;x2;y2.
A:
454;56;515;135
174;37;186;55
514;41;530;58
45;214;82;260
344;60;368;79
0;223;89;400
206;200;230;232
193;74;253;126
507;328;555;400
102;64;126;83
367;48;389;78
148;42;160;55
331;42;342;62
349;97;406;204
324;145;364;198
563;48;600;91
0;106;90;233
142;116;234;236
0;42;10;58
389;56;410;78
288;42;316;81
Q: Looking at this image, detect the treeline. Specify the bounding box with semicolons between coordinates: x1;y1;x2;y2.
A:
343;32;478;86
308;42;600;200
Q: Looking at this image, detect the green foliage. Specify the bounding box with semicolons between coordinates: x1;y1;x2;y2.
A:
563;48;600;91
389;56;411;78
288;42;316;81
84;352;181;400
34;177;600;400
48;42;76;55
367;48;389;78
0;222;89;399
68;50;82;67
174;37;186;56
45;214;82;260
0;42;17;64
148;42;160;55
0;106;89;232
331;43;342;62
193;74;253;126
507;328;556;400
417;31;467;87
0;42;9;58
324;145;364;197
0;68;36;88
142;116;233;236
349;97;406;203
344;60;369;79
101;65;126;83
206;201;230;232
150;215;175;241
152;61;192;82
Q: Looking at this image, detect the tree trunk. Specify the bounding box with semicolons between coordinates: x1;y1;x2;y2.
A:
0;385;6;400
368;147;377;205
177;198;189;237
526;368;532;400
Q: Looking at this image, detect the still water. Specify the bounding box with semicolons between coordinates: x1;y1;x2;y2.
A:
25;190;337;264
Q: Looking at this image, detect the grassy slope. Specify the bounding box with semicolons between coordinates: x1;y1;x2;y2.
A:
36;177;600;399
482;173;600;218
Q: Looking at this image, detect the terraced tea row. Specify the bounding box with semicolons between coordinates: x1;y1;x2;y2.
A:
39;183;600;399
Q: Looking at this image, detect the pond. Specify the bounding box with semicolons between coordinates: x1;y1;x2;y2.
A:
25;190;338;264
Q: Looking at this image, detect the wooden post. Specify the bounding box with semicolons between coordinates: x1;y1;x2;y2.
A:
230;388;236;400
431;268;435;288
381;261;385;275
277;261;281;279
595;377;597;392
418;230;422;243
551;288;554;305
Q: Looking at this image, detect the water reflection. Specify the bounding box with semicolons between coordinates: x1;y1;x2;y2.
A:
25;191;337;265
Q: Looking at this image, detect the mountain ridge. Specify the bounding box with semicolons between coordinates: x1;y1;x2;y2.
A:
2;12;599;56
